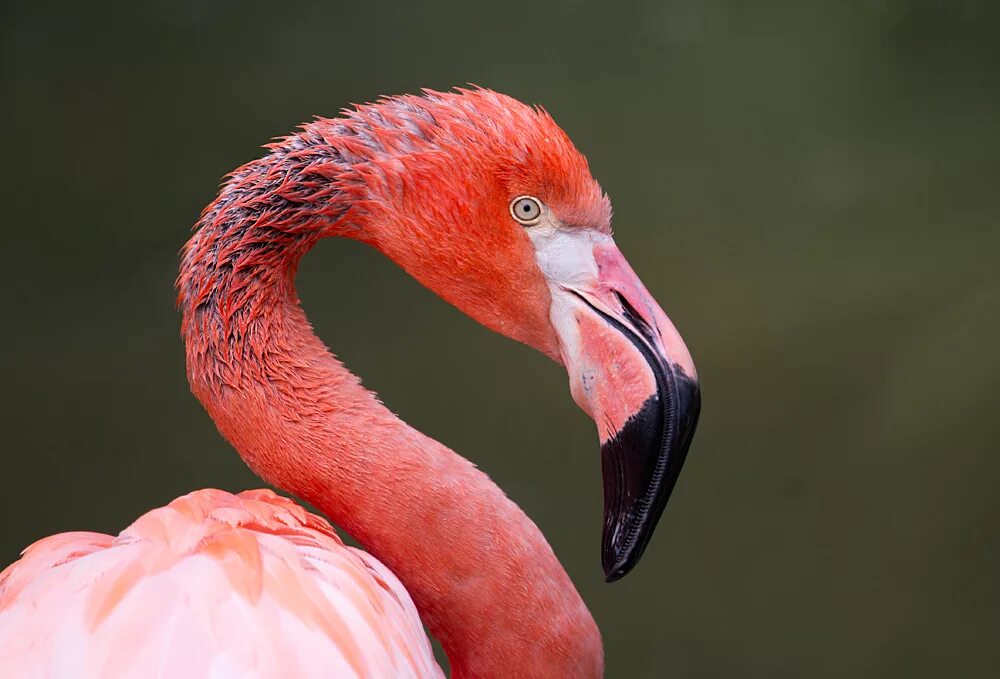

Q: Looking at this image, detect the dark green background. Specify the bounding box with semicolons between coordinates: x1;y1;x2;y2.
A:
2;1;998;676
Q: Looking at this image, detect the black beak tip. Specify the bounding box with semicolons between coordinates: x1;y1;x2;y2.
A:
602;556;633;583
602;516;655;582
601;523;654;582
600;368;700;582
604;568;625;584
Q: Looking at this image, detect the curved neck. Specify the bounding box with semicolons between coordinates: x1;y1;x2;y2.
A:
178;129;601;678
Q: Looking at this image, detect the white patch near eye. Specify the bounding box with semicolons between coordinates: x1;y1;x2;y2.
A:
524;213;614;377
524;215;608;289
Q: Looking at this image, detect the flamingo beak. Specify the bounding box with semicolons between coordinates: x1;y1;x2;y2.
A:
546;238;700;582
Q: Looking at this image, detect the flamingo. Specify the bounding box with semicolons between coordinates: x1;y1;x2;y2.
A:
0;88;700;678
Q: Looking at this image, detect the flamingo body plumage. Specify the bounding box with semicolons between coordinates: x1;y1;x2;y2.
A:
0;489;441;678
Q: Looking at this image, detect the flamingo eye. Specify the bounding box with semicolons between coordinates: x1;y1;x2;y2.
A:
510;196;543;225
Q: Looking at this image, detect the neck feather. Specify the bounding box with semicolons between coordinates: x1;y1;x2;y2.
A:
177;124;601;678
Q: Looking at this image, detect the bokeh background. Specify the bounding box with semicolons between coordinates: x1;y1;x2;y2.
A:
2;1;998;676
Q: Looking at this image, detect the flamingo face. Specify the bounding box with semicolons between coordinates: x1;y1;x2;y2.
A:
437;185;701;582
415;191;701;582
345;90;700;581
521;205;701;581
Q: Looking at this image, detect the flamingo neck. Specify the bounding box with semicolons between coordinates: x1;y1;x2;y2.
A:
177;132;601;678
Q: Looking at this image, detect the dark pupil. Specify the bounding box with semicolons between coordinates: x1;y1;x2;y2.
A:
522;204;530;212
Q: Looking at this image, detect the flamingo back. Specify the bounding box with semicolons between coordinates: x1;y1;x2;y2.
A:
0;489;443;679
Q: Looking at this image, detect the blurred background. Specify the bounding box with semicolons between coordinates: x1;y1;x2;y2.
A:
2;1;998;676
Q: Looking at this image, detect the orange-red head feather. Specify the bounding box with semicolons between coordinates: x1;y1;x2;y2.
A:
179;88;611;360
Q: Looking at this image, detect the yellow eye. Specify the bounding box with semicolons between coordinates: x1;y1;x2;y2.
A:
510;196;543;225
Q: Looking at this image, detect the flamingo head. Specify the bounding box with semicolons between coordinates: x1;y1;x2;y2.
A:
340;89;700;581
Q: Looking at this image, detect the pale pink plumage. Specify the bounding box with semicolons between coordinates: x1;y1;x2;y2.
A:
0;489;442;678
